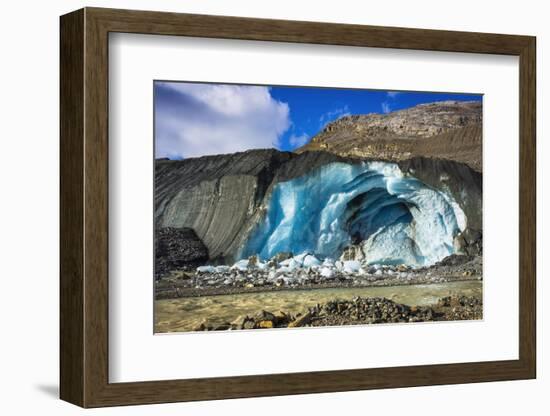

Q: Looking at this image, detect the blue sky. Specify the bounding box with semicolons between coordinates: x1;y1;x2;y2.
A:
270;87;482;151
154;81;481;159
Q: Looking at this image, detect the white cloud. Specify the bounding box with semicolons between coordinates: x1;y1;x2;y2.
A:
319;105;350;128
288;133;309;148
155;82;291;159
386;91;401;98
381;102;392;114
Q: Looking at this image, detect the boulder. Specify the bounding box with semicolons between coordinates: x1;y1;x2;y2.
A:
288;312;312;328
155;227;209;279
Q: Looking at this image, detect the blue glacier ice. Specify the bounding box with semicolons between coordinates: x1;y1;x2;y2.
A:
240;161;466;267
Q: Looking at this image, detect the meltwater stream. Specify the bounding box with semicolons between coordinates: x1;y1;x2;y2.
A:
240;161;466;267
155;281;482;333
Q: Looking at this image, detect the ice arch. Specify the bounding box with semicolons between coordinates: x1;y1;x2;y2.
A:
240;161;466;267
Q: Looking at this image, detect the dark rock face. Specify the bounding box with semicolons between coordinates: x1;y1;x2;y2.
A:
454;228;483;256
155;227;209;279
271;150;347;182
397;157;482;233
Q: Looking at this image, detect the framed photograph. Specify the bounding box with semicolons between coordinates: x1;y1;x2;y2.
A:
60;7;536;407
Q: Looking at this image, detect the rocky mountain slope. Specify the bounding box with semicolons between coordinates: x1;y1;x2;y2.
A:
297;101;482;171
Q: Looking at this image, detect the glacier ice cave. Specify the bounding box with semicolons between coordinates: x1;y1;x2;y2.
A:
240;161;466;267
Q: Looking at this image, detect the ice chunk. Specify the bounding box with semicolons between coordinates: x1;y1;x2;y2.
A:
196;265;216;273
322;258;335;267
320;267;334;278
231;259;249;271
279;258;300;271
293;253;309;265
303;254;321;268
342;260;361;273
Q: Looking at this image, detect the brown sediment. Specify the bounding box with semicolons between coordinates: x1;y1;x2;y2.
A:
154;280;482;333
177;295;483;333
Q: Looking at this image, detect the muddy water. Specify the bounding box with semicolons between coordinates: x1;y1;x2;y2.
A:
154;280;482;333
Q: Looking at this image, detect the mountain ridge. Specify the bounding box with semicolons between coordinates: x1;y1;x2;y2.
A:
297;100;482;171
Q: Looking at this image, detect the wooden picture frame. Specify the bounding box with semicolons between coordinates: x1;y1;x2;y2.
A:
60;7;536;408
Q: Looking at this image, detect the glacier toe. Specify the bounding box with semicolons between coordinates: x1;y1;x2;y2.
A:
240;161;465;267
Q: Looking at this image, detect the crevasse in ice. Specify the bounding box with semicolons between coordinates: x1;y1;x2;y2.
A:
240;161;466;267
